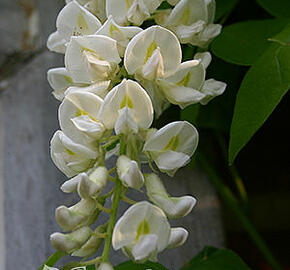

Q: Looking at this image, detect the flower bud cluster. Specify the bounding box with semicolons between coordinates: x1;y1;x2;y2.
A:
47;0;226;267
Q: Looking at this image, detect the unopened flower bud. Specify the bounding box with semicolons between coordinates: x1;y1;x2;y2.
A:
50;227;92;253
167;227;188;249
55;199;97;231
78;166;108;198
145;173;196;218
117;155;144;189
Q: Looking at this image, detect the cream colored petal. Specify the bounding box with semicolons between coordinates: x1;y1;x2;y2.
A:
106;0;129;25
98;79;153;130
56;1;101;42
155;151;191;172
65;35;121;84
44;266;58;270
65;81;110;99
125;26;181;78
142;47;164;80
137;77;170;118
152;193;196;218
47;31;67;54
59;91;104;145
173;20;205;44
50;227;92;253
55;199;97;231
194;51;212;69
144;121;199;157
96;15;142;56
114;107;139;135
78;166;108;198
127;0;150;26
117;155;144;189
96;263;114;270
47;67;74;101
167;228;188;248
72;115;105;139
159;82;205;109
132;234;158;262
167;0;180;5
112;201;170;252
200;78;227;105
50;131;97;177
190;23;221;47
61;173;88;193
166;0;208;26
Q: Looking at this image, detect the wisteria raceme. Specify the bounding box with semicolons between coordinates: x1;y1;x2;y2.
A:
46;0;226;269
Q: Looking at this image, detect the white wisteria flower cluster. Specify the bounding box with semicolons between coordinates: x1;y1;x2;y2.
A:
46;0;226;269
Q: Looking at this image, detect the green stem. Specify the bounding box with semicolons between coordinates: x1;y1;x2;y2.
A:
101;135;126;262
198;152;283;270
216;134;249;206
38;251;65;270
101;178;122;262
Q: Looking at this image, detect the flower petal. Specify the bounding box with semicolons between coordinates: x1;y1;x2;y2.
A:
200;78;227;105
112;201;170;252
56;1;101;42
47;68;74;101
47;31;67;54
125;26;181;78
98;79;153;130
117;155;144;189
65;35;121;84
167;227;188;248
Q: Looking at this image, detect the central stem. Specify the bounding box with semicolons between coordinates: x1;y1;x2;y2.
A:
101;177;122;262
101;134;126;262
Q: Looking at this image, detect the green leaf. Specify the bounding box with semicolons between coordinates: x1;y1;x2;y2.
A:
215;0;238;22
181;247;251;270
211;19;288;66
115;261;168;270
229;24;290;164
38;252;65;270
257;0;290;19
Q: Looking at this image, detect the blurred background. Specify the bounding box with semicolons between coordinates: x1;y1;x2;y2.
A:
0;0;289;270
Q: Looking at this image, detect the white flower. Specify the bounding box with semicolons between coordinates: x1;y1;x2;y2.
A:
78;166;108;198
65;35;121;84
47;31;67;54
44;266;58;270
125;26;182;80
72;225;106;257
47;68;76;101
47;1;102;54
112;201;171;262
95;15;142;56
106;0;162;26
198;78;227;105
50;226;92;253
55;198;97;231
66;0;107;23
98;79;154;134
145;173;196;218
158;52;226;108
167;0;180;5
96;262;114;270
143;121;199;176
61;166;108;198
165;0;221;47
65;80;111;100
59;91;105;146
167;227;188;248
50;131;97;177
117;155;144;189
